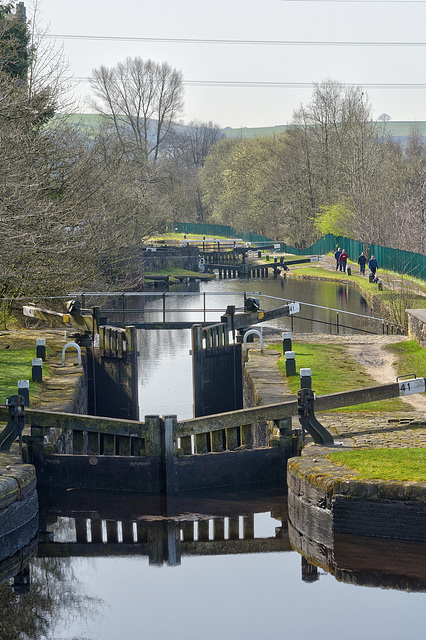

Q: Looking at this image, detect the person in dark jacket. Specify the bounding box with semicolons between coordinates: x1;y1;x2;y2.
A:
368;255;378;275
334;247;342;271
338;249;349;273
357;251;367;275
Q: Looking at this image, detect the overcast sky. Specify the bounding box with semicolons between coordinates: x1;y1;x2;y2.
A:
31;0;426;128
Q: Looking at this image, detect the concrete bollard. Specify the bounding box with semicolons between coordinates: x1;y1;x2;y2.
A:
32;358;43;383
285;350;296;376
282;332;292;354
18;380;30;407
369;272;375;283
36;338;46;360
300;368;312;389
347;265;351;276
257;250;262;258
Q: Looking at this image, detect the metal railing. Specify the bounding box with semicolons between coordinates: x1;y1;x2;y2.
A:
67;291;404;335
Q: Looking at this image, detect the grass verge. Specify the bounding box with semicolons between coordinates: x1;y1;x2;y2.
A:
0;348;50;404
327;448;426;482
385;340;426;378
275;341;407;411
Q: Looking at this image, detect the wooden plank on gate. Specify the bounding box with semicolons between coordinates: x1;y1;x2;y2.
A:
180;435;192;456
102;433;115;455
87;431;100;455
241;424;253;446
117;435;131;456
131;437;146;456
195;433;209;454
226;426;239;451
73;430;84;455
211;429;224;452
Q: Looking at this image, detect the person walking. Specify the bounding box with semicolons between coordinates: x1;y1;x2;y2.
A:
334;247;342;271
357;251;367;275
338;249;349;273
368;255;378;276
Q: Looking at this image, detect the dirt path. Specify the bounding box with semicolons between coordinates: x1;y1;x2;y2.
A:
264;330;426;413
345;341;426;412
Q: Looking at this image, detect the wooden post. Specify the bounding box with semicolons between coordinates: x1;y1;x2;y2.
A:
240;424;253;446
226;426;239;450
126;326;137;354
101;433;115;455
122;520;134;543
90;519;103;544
106;520;118;543
145;415;162;457
195;432;209;453
198;520;209;542
211;429;224;452
117;435;131;456
131;435;146;456
229;517;239;540
87;431;100;455
180;435;192;455
243;515;254;539
73;430;84;455
182;522;194;541
213;518;225;540
163;415;177;495
27;424;45;463
75;518;88;543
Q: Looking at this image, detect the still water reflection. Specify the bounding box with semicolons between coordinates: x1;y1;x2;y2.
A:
1;487;425;640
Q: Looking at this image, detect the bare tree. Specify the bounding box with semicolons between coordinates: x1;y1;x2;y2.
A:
90;57;184;162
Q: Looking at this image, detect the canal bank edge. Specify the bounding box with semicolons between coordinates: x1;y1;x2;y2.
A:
0;329;87;564
244;340;426;544
282;253;426;330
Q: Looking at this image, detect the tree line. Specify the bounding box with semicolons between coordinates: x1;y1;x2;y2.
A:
0;2;222;307
200;81;426;255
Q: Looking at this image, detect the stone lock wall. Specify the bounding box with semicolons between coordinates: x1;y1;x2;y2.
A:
406;309;426;348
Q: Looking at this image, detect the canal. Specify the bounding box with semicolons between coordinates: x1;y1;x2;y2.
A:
137;275;376;419
1;276;424;639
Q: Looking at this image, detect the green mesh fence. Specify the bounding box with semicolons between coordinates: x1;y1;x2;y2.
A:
170;223;426;280
286;234;426;280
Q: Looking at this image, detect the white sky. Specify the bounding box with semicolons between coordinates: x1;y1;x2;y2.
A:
30;0;426;128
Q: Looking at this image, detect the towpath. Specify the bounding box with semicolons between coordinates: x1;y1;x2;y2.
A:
249;331;426;449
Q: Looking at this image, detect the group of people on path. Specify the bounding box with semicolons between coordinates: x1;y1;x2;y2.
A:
334;247;379;278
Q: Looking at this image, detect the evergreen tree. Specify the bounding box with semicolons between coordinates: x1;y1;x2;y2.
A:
0;2;31;81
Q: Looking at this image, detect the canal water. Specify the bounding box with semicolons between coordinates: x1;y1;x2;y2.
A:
137;276;375;419
1;276;425;639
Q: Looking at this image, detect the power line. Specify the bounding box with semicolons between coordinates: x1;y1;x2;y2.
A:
68;77;426;89
278;1;426;3
50;34;426;47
